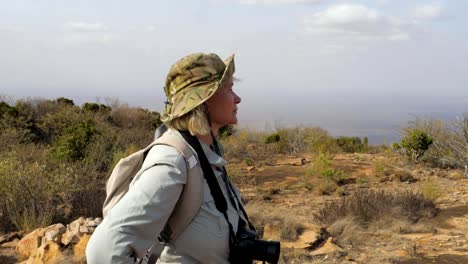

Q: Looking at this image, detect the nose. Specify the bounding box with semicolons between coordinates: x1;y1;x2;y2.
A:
234;92;241;104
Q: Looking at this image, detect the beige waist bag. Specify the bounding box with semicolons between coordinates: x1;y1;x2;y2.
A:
103;129;204;258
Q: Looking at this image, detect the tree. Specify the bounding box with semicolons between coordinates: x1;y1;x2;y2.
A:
400;129;433;162
218;125;236;139
56;97;75;106
263;133;280;144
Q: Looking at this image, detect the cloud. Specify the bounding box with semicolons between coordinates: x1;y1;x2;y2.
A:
239;0;321;5
63;21;108;32
60;21;119;45
410;3;444;21
303;4;410;41
62;33;119;45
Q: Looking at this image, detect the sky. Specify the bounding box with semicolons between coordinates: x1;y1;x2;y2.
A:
1;0;467;143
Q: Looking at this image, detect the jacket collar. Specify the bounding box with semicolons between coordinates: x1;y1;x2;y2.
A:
199;139;227;168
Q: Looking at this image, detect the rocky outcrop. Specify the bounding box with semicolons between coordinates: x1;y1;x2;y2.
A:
15;217;101;264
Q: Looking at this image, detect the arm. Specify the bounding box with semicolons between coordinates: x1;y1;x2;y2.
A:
86;145;187;264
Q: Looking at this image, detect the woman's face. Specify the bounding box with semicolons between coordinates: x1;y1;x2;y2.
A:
205;77;241;128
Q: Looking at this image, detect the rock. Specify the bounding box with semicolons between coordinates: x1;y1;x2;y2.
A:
1;238;20;248
0;231;22;245
15;227;46;258
85;218;102;227
41;224;66;245
393;170;416;183
79;225;90;234
61;230;80;246
68;217;86;234
61;217;101;246
310;237;343;256
276;157;310;166
28;240;62;264
246;166;256;172
246;144;256;150
73;234;91;262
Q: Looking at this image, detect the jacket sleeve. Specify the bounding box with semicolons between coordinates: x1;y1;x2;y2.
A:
86;145;187;264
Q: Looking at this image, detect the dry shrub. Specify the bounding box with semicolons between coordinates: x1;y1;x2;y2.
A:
276;126;337;154
313;190;438;227
405;115;468;168
421;179;440;202
372;158;394;177
277;248;316;264
221;129;259;159
375;217;435;234
328;217;366;246
109;105;160;130
0;145;76;232
245;201;305;241
305;152;347;195
226;164;257;186
0;144;107;232
315;181;338;195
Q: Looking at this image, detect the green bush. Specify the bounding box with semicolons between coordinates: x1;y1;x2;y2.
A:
243;157;255;166
0;146;75;232
400;129;433;162
0;97;165;232
263;133;280;144
335;136;366;153
56;97;75;106
320;168;345;183
218;125;236;139
0;102;19;117
51;119;97;162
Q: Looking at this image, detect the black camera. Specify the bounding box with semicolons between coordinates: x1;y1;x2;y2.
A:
230;228;281;264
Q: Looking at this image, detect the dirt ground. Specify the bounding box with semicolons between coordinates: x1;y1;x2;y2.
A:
234;153;468;263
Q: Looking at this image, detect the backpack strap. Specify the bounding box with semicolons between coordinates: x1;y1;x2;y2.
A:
152;130;204;242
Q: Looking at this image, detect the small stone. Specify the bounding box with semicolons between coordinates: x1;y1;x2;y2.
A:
246;166;256;172
41;224;66;245
61;231;80;246
79;225;90;234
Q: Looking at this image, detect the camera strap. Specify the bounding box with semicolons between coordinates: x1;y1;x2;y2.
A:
179;130;237;245
210;136;256;232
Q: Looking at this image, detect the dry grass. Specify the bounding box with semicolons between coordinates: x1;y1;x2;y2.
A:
245;201;305;241
226;164;257;186
277;248;317;264
372;158;392;177
315;181;338;195
421;179;441;202
313;190;438;227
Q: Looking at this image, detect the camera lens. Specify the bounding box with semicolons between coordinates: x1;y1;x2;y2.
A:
251;240;280;264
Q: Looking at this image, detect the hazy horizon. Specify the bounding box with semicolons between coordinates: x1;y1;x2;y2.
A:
1;0;467;144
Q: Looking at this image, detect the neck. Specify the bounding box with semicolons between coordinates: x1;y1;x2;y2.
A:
197;125;220;146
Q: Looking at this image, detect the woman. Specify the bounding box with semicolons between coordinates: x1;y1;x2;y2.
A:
86;53;251;263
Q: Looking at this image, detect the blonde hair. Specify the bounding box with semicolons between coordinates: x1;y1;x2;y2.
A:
167;104;211;136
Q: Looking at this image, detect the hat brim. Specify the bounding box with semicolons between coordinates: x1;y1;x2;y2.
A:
161;54;235;122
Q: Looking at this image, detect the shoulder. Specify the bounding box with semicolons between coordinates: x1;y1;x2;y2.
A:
144;144;186;171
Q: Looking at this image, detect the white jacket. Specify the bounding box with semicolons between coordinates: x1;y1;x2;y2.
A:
86;130;245;264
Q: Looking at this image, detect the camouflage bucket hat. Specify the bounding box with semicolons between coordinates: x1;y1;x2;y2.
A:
161;53;235;122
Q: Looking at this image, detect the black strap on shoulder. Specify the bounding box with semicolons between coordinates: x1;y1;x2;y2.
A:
211;136;256;232
178;130;237;244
